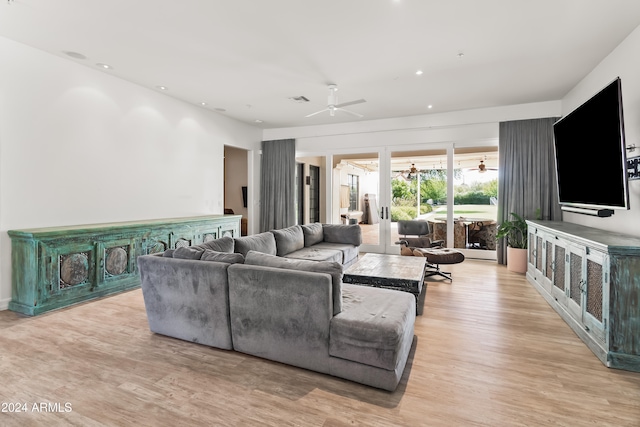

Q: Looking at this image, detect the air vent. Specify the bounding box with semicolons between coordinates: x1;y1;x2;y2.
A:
289;96;310;103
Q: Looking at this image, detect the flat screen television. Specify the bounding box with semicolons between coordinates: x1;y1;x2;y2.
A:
553;77;629;215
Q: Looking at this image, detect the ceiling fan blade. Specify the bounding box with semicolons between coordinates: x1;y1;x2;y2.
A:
335;99;366;108
305;108;329;118
337;108;363;118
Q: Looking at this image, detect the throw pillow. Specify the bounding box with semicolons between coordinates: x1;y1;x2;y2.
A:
234;232;277;257
198;236;234;253
162;249;175;257
301;222;324;247
245;250;343;315
172;246;205;260
270;225;304;256
200;249;245;264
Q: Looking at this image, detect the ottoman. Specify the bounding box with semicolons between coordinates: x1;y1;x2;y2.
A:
412;247;465;281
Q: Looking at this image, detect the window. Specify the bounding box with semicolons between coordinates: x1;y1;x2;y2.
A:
348;174;359;211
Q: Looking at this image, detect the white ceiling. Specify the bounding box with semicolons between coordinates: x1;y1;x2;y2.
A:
2;0;640;129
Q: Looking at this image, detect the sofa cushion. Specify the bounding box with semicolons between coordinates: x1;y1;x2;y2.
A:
234;232;277;257
330;284;415;371
162;249;175;257
172;246;205;260
270;225;304;256
311;242;359;266
245;251;343;315
301;222;324;247
322;224;362;246
283;247;342;264
200;250;245;264
198;236;234;253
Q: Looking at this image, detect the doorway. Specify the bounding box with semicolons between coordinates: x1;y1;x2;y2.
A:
309;165;320;223
224;145;248;235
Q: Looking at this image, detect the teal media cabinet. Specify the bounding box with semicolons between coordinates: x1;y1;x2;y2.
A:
526;220;640;373
8;215;241;316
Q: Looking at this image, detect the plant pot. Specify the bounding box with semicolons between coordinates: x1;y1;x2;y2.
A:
507;246;528;274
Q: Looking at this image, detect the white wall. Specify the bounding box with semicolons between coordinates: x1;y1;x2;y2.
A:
560;25;640;236
0;37;262;309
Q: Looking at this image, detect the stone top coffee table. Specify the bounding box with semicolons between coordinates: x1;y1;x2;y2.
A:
343;253;426;314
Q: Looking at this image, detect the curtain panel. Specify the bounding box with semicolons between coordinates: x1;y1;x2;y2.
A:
497;117;562;264
260;139;296;232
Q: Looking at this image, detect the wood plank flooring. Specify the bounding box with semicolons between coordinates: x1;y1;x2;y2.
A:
1;260;639;426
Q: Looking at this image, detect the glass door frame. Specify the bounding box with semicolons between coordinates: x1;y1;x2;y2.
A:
387;144;456;252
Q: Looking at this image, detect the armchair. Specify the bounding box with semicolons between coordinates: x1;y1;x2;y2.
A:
396;220;464;281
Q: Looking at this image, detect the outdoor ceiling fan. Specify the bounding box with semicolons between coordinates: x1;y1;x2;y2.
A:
396;163;425;180
305;84;366;118
472;160;498;173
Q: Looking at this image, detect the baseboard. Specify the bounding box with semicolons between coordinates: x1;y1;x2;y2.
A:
0;298;10;311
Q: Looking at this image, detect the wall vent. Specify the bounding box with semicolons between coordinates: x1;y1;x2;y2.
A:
289;96;310;103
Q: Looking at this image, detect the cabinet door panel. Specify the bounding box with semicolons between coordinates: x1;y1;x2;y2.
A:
538;236;553;292
41;241;97;303
219;221;239;238
567;245;585;320
584;251;608;343
143;234;171;255
97;238;137;286
170;231;195;249
551;242;567;305
197;229;219;244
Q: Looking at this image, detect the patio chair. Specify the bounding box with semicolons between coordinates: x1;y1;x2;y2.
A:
396;220;464;281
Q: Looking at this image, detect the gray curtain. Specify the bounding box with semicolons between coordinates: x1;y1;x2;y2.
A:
260;139;296;232
497;118;562;264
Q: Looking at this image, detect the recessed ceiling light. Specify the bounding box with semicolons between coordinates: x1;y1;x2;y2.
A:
155;85;168;91
63;51;86;60
200;102;208;106
457;52;465;59
255;119;264;124
96;63;112;70
416;70;423;76
428;105;433;109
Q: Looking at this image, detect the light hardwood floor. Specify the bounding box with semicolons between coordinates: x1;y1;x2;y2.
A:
1;260;639;426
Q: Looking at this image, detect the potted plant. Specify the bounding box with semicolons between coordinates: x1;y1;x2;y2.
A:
496;212;528;273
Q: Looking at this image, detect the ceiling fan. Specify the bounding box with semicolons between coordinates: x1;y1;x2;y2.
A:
471;159;498;173
305;84;366;118
395;163;425;180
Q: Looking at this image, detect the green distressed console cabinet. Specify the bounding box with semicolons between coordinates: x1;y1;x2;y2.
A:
8;214;241;316
526;220;640;373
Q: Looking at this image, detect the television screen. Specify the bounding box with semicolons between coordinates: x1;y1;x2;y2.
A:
553;77;629;211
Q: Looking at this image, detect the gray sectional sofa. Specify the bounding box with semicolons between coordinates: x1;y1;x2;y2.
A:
138;223;416;391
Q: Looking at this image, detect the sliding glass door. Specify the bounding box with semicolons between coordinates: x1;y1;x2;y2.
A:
389;148;448;253
453;147;498;259
298;143;498;257
386;145;498;259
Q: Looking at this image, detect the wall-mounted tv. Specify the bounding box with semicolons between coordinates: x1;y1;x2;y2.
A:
553;77;629;216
